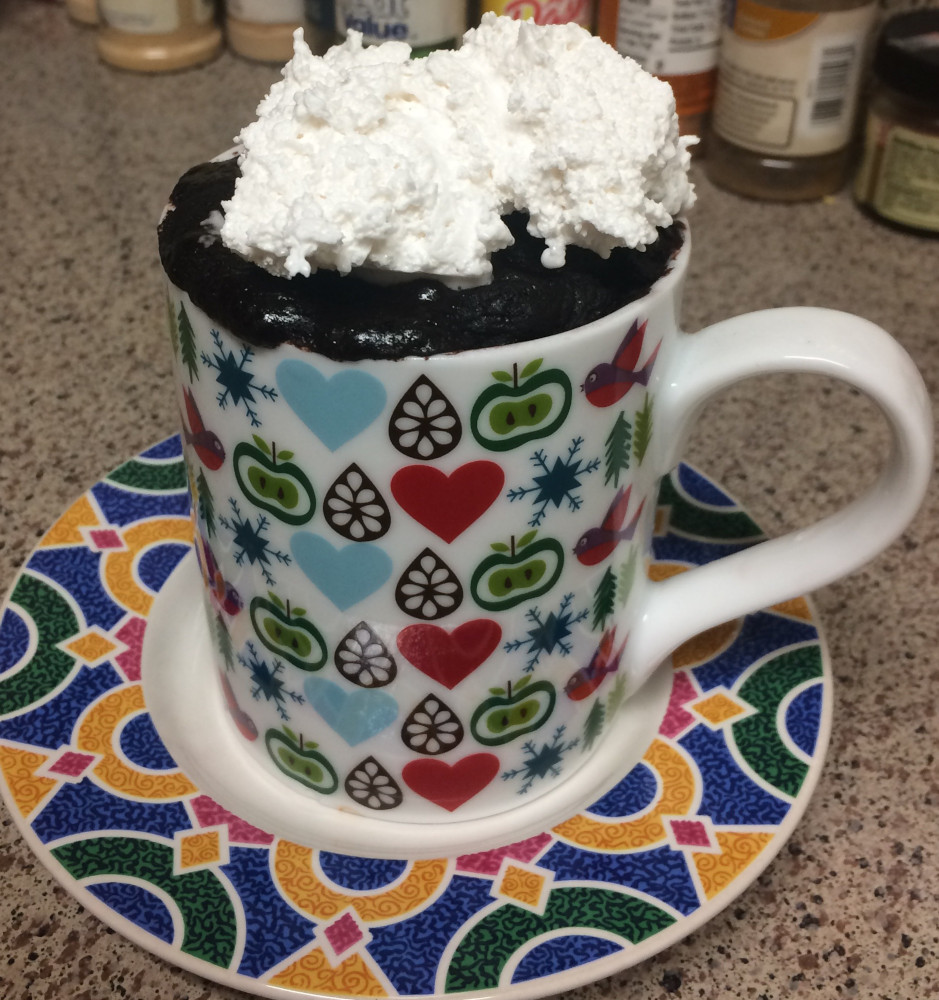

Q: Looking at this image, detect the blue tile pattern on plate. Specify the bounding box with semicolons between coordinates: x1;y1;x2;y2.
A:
0;665;122;751
137;544;190;594
221;847;317;979
542;841;700;916
86;881;176;944
785;683;823;758
317;852;409;891
91;481;190;526
587;761;658;818
141;438;184;460
26;549;125;632
511;934;623;982
119;713;179;771
691;611;818;692
0;607;30;673
675;464;738;507
33;781;191;844
367;875;497;996
651;536;756;567
679;725;790;823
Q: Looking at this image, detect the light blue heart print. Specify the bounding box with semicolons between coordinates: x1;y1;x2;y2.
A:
276;360;387;451
304;676;398;746
291;532;392;611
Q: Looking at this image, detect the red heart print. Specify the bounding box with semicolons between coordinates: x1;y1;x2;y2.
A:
402;754;501;812
391;462;504;543
397;619;502;689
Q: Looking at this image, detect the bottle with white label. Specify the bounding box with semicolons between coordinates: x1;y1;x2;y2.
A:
706;0;877;200
335;0;466;56
98;0;223;72
225;0;305;62
597;0;722;139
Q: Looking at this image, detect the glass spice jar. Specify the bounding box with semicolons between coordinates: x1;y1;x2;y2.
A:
65;0;99;25
97;0;223;72
706;0;877;200
224;0;305;63
854;9;939;235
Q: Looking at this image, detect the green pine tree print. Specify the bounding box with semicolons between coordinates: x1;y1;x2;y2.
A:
633;393;653;465
196;468;216;537
167;295;180;357
617;548;639;608
215;614;235;670
582;697;606;751
591;566;617;632
604;411;633;487
178;302;200;382
606;674;627;718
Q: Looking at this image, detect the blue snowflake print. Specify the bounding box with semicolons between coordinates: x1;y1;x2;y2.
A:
239;641;303;721
503;593;589;672
502;726;580;794
201;329;277;427
507;437;600;527
219;498;290;586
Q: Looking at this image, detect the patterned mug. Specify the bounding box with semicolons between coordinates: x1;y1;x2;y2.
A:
161;227;931;858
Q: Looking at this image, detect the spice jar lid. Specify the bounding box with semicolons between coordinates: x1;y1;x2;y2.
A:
874;9;939;106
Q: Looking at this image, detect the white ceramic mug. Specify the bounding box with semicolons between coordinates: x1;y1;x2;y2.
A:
156;226;932;858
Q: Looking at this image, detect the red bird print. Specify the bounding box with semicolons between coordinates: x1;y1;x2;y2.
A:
197;534;243;617
182;387;225;470
582;319;660;407
574;485;645;566
219;672;258;741
565;627;628;700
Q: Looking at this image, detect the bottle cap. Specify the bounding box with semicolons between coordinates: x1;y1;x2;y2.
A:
874;9;939;107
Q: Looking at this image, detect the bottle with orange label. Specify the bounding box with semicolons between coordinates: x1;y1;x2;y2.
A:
596;0;722;138
707;0;877;200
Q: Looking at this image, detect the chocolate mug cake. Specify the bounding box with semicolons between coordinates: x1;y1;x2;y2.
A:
156;15;707;848
159;157;685;361
154;17;931;860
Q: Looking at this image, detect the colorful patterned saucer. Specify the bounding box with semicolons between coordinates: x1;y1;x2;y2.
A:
0;436;830;1000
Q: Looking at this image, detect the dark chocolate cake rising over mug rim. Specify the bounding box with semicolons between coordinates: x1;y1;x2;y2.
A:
158;157;685;363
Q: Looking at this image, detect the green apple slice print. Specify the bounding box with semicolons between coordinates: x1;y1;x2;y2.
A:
470;675;557;746
234;436;316;525
470;530;564;611
265;727;339;793
470;359;572;451
250;592;328;671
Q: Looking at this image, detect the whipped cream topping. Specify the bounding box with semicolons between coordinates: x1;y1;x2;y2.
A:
220;14;696;287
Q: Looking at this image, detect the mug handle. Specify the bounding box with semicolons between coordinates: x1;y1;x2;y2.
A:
627;307;933;678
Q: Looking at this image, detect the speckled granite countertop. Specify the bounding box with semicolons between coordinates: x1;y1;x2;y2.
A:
2;4;938;999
